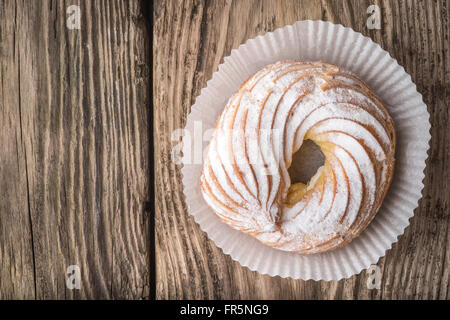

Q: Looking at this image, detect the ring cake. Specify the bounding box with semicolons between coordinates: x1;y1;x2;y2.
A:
200;60;396;254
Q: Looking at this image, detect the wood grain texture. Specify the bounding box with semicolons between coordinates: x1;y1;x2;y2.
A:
153;0;450;299
0;0;151;299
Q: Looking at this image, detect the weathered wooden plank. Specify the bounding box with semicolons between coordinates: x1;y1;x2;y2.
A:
154;0;449;299
0;0;151;299
0;0;36;300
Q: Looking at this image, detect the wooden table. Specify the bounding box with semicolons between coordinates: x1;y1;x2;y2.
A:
0;0;152;299
154;0;449;300
0;0;448;299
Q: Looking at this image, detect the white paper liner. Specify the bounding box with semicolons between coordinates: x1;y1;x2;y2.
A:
180;20;430;280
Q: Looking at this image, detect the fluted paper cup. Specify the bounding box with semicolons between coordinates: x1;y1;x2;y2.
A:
180;20;430;280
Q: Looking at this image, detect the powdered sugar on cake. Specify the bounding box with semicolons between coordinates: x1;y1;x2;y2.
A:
200;60;396;254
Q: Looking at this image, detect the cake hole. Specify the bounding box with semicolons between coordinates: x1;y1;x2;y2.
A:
288;139;325;185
